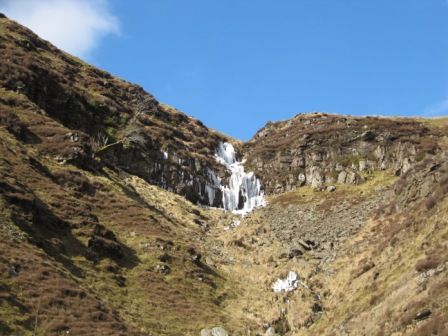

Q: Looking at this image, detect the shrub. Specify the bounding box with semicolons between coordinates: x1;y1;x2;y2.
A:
429;279;448;297
89;130;109;153
415;255;442;272
423;196;437;210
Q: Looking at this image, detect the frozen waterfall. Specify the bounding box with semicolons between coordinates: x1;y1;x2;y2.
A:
215;142;265;215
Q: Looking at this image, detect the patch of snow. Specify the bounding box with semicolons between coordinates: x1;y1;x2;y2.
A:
224;219;241;231
272;271;298;293
231;219;240;228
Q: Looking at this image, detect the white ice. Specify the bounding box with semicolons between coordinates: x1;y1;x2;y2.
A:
215;142;265;215
272;271;298;293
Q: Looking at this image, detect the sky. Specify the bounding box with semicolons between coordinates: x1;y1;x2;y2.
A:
1;0;448;140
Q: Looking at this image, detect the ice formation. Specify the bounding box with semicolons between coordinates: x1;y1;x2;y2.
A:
215;142;265;215
205;168;221;206
272;271;299;293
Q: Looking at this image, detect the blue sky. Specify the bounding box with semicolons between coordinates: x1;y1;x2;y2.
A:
2;0;448;140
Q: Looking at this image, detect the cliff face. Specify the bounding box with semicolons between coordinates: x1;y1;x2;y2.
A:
0;15;228;207
243;112;443;194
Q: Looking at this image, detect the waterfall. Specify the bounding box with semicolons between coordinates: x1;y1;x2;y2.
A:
215;142;265;215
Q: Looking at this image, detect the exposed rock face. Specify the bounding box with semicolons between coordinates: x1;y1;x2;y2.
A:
243;113;441;194
95;135;225;207
393;152;448;211
0;16;227;207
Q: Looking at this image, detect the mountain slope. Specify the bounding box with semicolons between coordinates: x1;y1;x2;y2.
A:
308;152;448;336
0;14;447;336
0;15;237;336
0;14;231;207
244;112;444;194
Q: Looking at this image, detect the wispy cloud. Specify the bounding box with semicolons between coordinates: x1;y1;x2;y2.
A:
424;98;448;116
0;0;119;58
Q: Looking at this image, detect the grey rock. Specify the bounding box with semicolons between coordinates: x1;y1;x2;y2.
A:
264;327;279;336
338;170;364;185
326;185;336;192
414;309;431;321
155;264;171;274
200;326;229;336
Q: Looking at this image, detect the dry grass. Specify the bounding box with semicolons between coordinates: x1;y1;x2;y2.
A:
305;157;448;336
412;312;448;336
270;170;397;208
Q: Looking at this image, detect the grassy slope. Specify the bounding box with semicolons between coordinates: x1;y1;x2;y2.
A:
0;122;234;335
305;156;448;336
1;12;447;336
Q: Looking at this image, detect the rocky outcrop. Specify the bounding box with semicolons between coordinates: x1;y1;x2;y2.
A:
243;113;441;194
0;15;228;207
95;137;226;206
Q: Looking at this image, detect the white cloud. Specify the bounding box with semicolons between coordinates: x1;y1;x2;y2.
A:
424;98;448;116
0;0;119;58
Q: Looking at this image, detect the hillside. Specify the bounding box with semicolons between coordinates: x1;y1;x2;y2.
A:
244;112;444;194
1;14;447;336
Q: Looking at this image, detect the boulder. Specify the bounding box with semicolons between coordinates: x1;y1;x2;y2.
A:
187;247;202;264
414;309;431;321
338;171;364;185
361;130;376;141
298;239;312;251
155;264;171;275
288;248;304;259
309;167;324;188
200;326;229;336
264;327;279;336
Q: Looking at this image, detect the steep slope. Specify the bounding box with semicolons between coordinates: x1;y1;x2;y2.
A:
0;14;231;207
244;112;443;194
0;112;238;335
0;15;241;336
307;152;448;336
200;170;398;335
201;149;447;336
1;13;448;336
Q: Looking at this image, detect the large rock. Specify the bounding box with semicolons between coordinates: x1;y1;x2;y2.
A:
200;326;229;336
309;166;324;188
337;170;364;185
264;327;279;336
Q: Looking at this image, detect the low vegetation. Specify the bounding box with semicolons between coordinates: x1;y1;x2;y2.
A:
0;13;447;336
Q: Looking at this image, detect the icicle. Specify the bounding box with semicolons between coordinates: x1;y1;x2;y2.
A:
214;142;265;215
205;168;221;206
